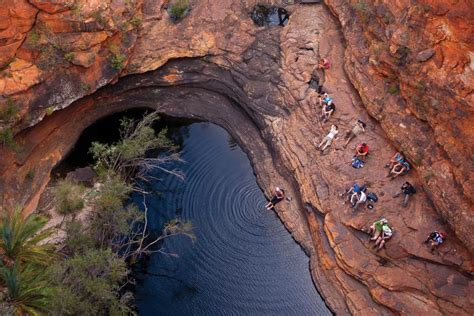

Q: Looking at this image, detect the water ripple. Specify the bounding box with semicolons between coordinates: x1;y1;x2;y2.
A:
134;123;330;316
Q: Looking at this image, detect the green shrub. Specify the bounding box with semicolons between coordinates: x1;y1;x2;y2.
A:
80;82;91;92
64;52;74;62
29;31;40;47
26;169;35;180
388;85;399;94
0;96;17;122
110;53;126;71
169;0;189;22
0;128;18;149
130;15;142;27
63;220;94;254
53;179;85;216
91;10;106;25
47;248;131;316
45;106;55;116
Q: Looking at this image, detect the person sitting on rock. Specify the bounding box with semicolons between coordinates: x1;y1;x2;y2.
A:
354;143;369;161
393;181;416;207
318;58;331;70
344;119;366;147
385;152;405;170
316;124;338;152
318;93;333;107
369;218;388;241
265;187;285;210
321;99;335;123
375;223;393;249
351;189;367;210
387;160;411;179
423;231;447;253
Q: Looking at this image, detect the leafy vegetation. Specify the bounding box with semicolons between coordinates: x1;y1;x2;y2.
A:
110;53;127;71
0;209;55;315
388;85;399;94
0;128;18;150
0;97;17;122
0;112;194;314
130;15;142;28
28;31;40;47
63;52;75;62
169;0;189;22
53;180;85;216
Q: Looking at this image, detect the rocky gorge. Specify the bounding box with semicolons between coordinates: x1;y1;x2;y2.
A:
0;0;472;314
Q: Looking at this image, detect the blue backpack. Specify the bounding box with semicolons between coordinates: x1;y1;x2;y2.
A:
352;157;364;169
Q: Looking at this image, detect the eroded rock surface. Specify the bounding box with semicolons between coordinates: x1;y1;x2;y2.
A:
0;1;472;315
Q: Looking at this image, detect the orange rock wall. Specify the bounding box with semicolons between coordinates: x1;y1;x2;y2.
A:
324;0;474;251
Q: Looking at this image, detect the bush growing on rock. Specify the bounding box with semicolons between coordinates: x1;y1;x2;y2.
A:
169;0;189;22
53;179;85;216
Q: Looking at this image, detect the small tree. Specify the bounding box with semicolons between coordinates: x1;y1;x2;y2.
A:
48;248;131;315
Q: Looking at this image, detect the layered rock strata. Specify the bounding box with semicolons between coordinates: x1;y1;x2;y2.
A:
0;1;472;314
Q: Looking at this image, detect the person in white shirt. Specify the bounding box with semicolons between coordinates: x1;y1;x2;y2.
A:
351;190;367;210
316;125;338;151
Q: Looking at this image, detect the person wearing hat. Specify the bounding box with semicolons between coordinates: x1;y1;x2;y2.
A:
265;187;285;209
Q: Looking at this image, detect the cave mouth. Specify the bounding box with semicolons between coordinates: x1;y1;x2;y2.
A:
51;109;330;314
52;108;198;178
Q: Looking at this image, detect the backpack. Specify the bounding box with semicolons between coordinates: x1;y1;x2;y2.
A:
351;157;364;169
352;183;360;193
367;192;378;202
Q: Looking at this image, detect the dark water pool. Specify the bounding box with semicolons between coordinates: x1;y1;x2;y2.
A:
133;122;330;315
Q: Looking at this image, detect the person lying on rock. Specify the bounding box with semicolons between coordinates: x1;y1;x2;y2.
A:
343;119;366;148
350;190;367;210
321;99;335;123
318;58;331;70
354;143;369;161
385;152;405;170
393;181;416;207
369;218;388;241
265;187;285;210
375;223;393;249
316;124;338;152
423;231;447;253
387;161;411;179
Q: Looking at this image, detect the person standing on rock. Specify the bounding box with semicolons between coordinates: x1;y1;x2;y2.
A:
343;119;366;147
393;182;416;207
265;187;285;210
316;124;338;152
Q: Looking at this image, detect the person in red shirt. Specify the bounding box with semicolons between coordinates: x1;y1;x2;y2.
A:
354;143;369;160
318;58;331;70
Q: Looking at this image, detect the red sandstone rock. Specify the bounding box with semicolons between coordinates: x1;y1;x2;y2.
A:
0;1;472;315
